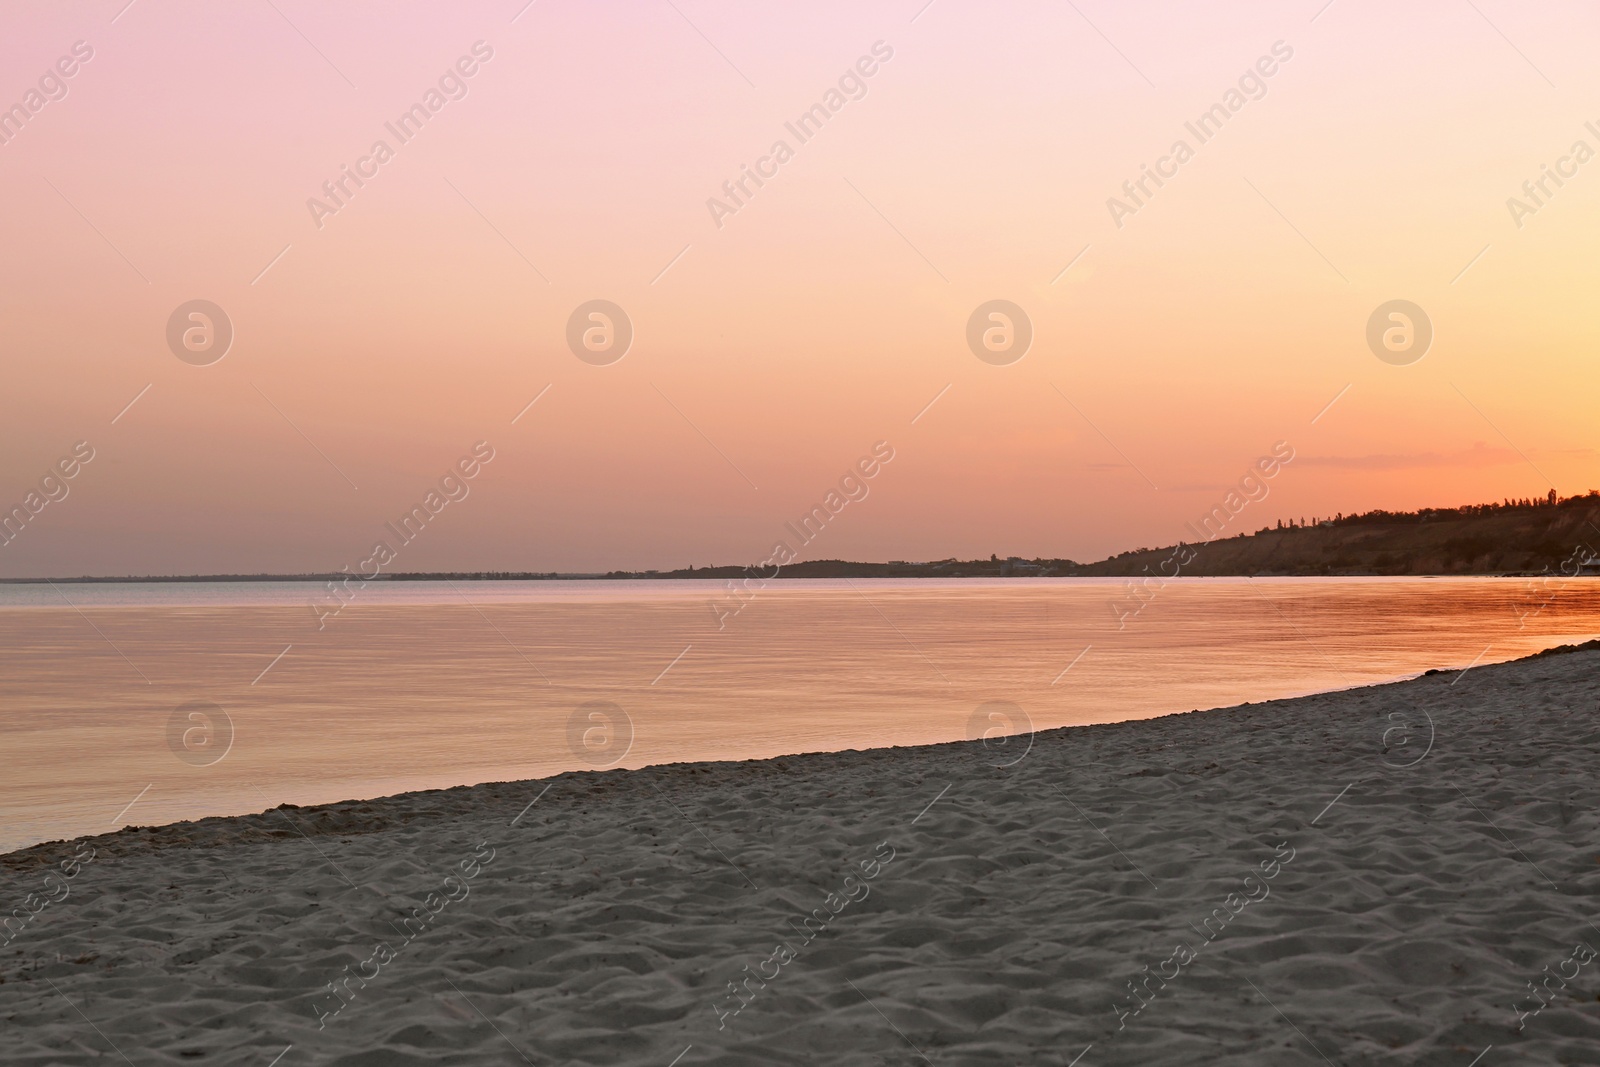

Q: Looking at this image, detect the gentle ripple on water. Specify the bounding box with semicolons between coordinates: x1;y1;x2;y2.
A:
2;576;1597;853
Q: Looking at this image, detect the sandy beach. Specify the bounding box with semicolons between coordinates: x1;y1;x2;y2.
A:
4;644;1599;1066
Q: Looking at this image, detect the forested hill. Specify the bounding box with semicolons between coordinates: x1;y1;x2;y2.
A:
604;493;1600;579
14;494;1600;583
1076;493;1600;578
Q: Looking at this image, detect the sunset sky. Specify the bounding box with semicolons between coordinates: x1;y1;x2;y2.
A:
2;0;1597;576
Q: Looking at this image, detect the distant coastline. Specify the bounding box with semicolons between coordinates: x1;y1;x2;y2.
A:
7;493;1599;584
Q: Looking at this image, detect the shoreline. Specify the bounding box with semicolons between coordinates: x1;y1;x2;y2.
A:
4;641;1595;868
7;576;1594;861
4;572;1594;584
5;643;1599;1064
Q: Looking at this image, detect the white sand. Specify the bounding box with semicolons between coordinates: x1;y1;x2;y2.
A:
4;644;1600;1065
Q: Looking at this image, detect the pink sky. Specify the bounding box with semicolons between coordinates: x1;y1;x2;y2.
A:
2;0;1597;575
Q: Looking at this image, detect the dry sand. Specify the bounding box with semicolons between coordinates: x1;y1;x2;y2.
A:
3;644;1600;1066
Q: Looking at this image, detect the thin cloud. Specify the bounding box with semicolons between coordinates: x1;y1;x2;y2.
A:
1296;443;1518;471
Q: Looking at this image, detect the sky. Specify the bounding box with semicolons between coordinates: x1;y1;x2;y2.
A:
2;0;1598;576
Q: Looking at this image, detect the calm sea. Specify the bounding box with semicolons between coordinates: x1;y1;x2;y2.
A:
2;576;1596;853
